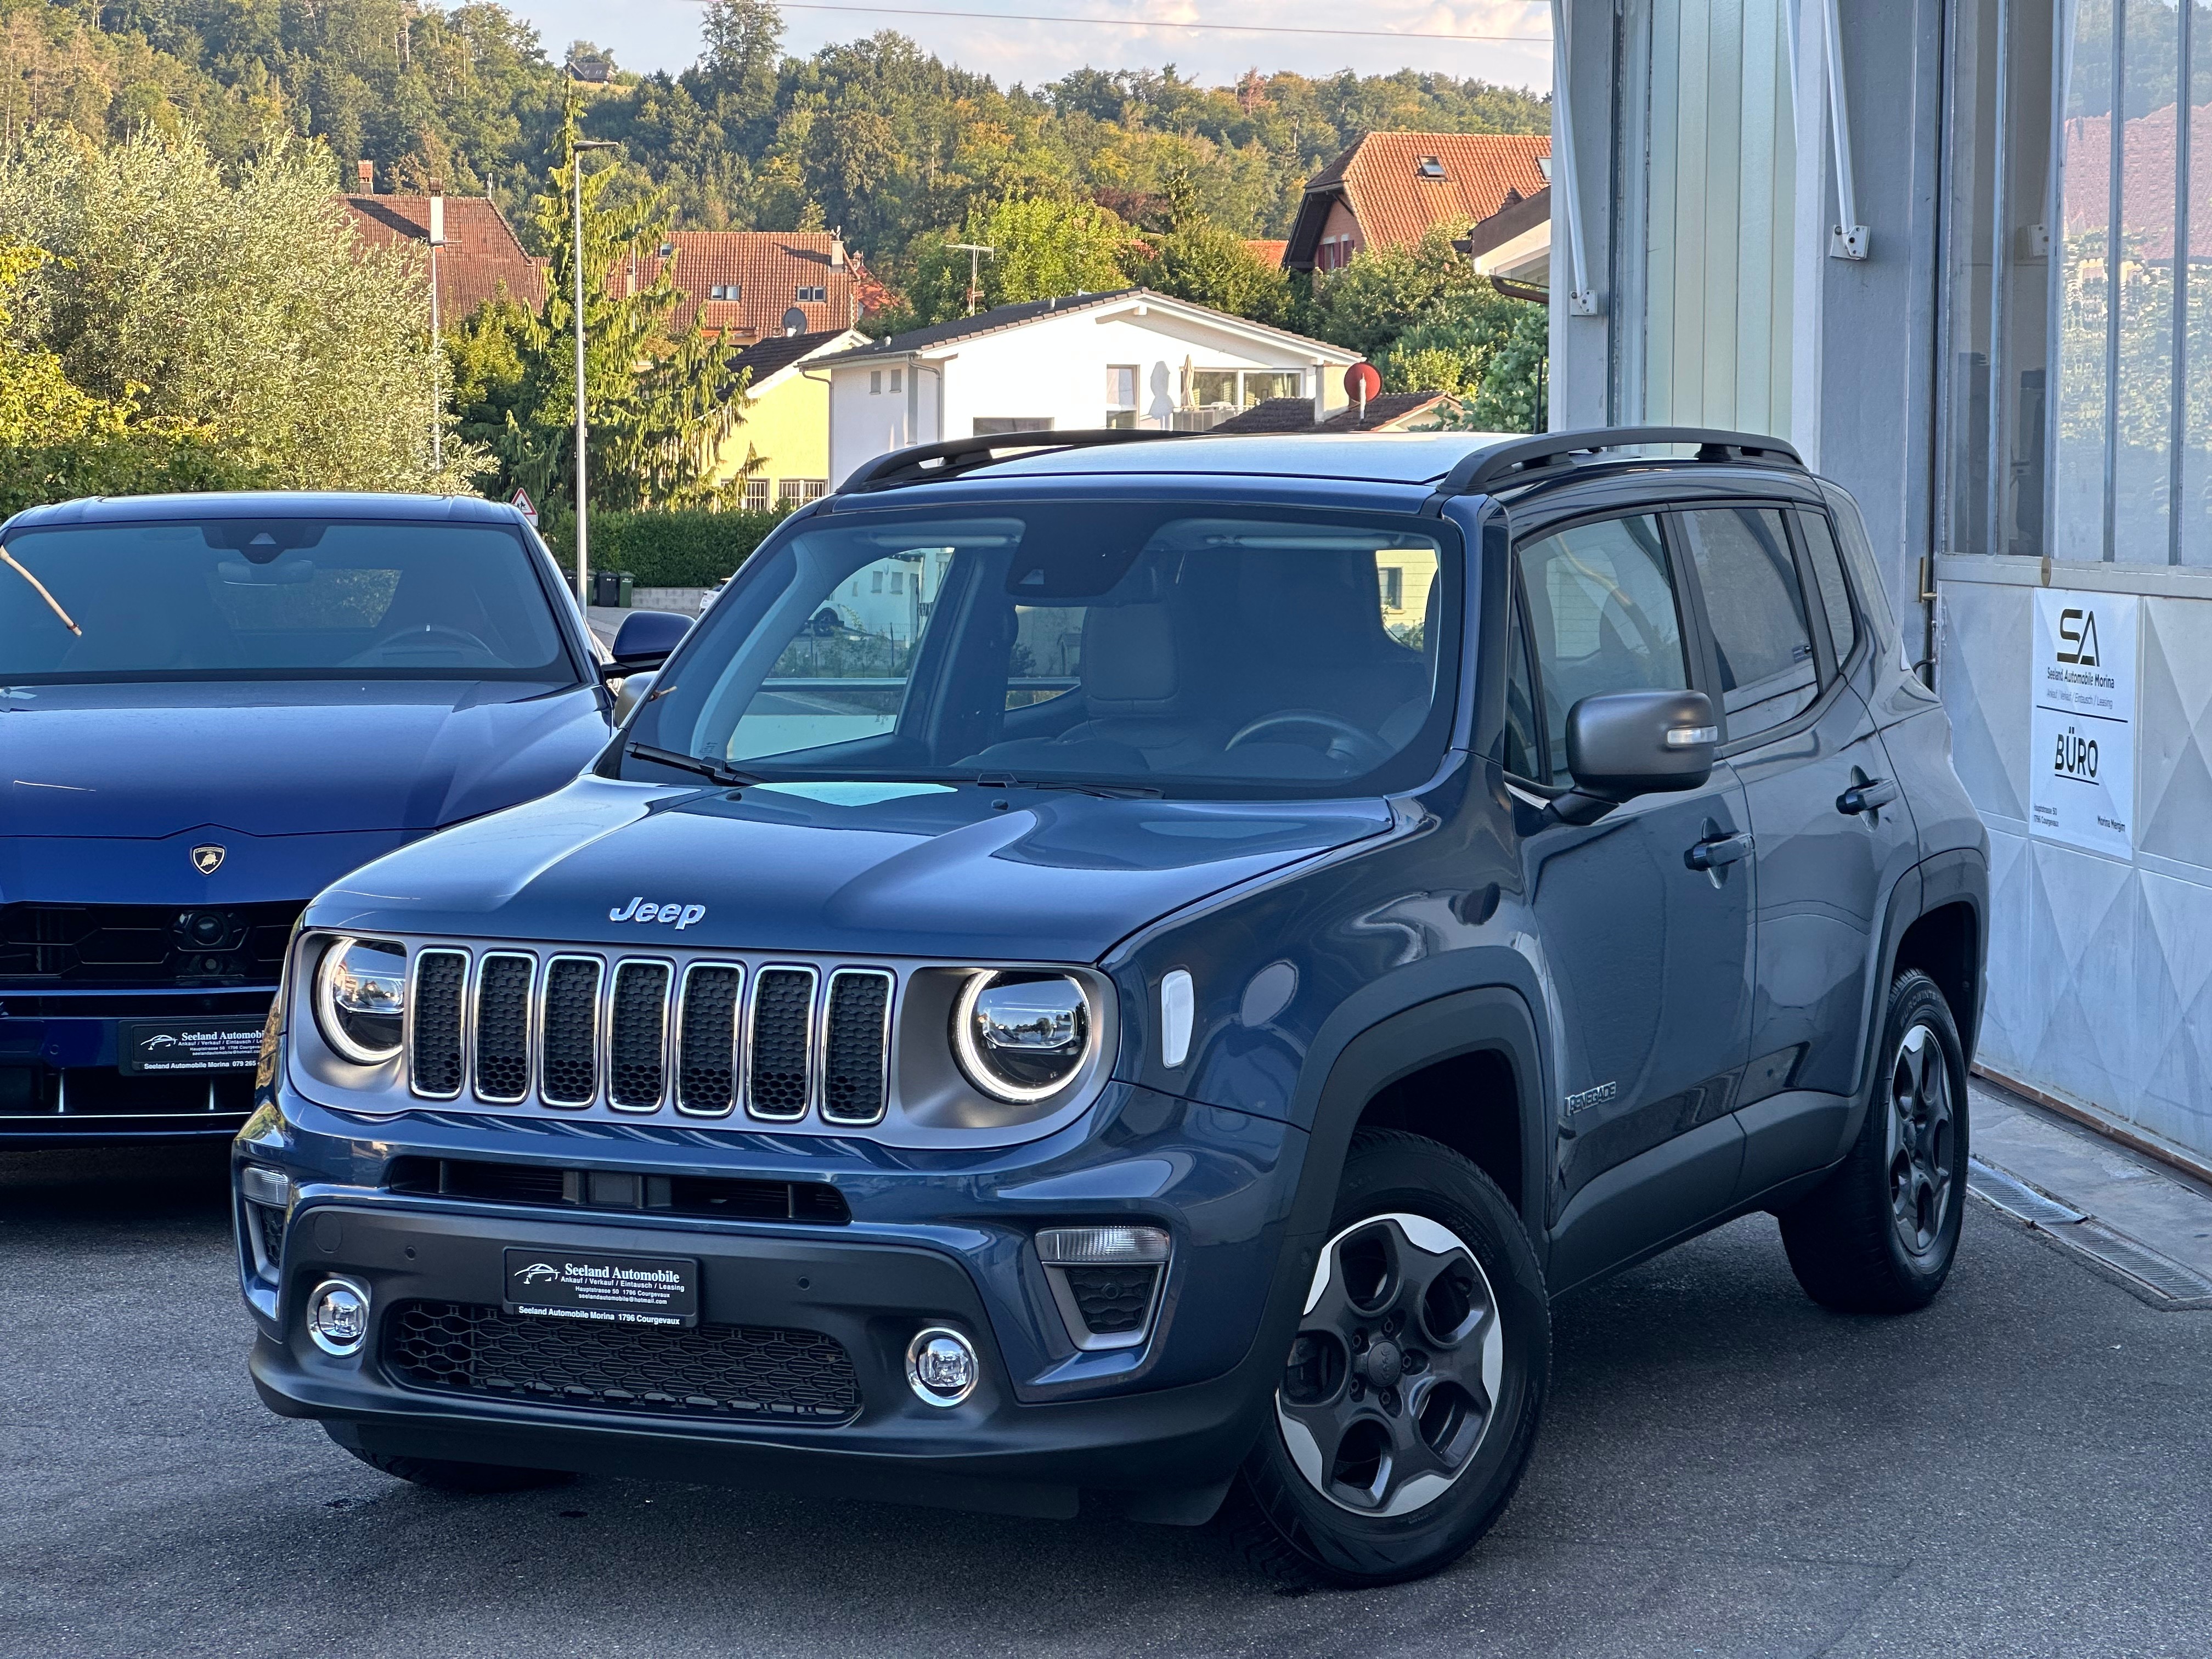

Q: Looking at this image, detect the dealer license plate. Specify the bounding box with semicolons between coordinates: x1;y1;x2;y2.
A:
117;1017;267;1075
503;1249;699;1329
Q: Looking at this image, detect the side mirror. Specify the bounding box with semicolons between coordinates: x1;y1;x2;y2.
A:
611;670;656;725
1554;690;1718;823
599;608;692;679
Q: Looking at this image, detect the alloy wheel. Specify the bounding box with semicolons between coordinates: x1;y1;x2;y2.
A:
1886;1022;1957;1256
1275;1212;1504;1519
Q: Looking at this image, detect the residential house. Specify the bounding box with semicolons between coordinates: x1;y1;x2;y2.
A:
1243;238;1289;268
708;327;871;510
1459;185;1552;300
1284;132;1553;273
623;232;890;343
339;171;547;318
812;288;1363;486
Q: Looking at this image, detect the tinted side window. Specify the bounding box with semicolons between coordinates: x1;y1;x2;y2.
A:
1517;515;1688;776
1503;591;1543;781
1796;511;1859;665
1677;507;1816;740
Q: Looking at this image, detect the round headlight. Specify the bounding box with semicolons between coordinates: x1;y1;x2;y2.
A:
952;971;1092;1104
314;936;407;1065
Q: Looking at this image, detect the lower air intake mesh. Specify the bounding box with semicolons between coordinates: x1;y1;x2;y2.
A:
387;1302;860;1423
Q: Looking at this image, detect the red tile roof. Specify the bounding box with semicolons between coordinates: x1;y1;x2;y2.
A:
620;232;890;340
340;194;546;316
1285;133;1551;270
1244;238;1289;268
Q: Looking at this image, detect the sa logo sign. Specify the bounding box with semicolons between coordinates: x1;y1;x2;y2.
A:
2056;607;2101;665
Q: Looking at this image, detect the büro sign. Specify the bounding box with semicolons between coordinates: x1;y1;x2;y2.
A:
2028;588;2136;858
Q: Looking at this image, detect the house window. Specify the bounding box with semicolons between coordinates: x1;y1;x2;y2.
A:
1417;155;1447;179
888;368;902;393
778;478;826;507
1190;369;1304;410
742;477;770;512
1106;364;1139;428
871;569;884;592
870;370;883;394
973;417;1053;435
708;284;741;301
888;571;904;595
795;285;826;303
1379;566;1405;611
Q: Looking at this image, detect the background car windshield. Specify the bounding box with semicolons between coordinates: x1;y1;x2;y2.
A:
631;503;1457;798
0;520;568;682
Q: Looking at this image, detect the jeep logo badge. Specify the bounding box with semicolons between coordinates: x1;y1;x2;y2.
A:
190;844;225;875
608;896;707;930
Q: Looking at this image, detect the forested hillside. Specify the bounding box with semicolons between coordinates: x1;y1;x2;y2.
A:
0;0;1549;269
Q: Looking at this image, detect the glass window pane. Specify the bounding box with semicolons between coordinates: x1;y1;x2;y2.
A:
2056;0;2120;560
2115;0;2181;563
1503;595;1543;782
1190;369;1238;407
1517;515;1688;775
1241;371;1301;404
2183;2;2212;564
1797;511;1860;664
1679;507;1818;737
1997;0;2059;557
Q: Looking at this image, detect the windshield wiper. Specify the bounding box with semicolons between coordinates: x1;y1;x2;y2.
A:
969;773;1164;799
625;742;762;788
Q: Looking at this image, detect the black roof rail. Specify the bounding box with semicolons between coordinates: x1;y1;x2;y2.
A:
833;427;1197;496
1434;425;1804;500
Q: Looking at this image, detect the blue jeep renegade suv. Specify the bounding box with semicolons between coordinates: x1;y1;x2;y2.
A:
236;427;1988;1586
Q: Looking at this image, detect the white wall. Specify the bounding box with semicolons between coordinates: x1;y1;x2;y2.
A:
828;302;1356;485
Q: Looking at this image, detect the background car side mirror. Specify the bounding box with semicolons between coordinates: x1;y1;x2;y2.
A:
1554;690;1718;823
600;609;692;679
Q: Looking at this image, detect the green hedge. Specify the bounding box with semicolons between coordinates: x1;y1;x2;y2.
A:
0;432;275;520
539;507;790;588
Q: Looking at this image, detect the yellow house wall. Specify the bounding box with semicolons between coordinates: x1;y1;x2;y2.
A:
709;368;833;502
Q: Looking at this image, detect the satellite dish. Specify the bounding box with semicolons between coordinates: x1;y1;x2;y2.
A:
781;307;808;336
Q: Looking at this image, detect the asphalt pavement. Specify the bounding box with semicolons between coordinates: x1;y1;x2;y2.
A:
3;1141;2208;1659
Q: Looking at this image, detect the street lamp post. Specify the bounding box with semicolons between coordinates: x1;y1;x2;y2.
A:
570;135;620;609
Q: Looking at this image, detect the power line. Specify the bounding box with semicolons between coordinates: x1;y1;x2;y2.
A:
746;4;1550;46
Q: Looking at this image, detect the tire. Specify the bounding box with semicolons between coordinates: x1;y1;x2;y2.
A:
1779;969;1970;1314
1222;1128;1549;1588
331;1431;575;1494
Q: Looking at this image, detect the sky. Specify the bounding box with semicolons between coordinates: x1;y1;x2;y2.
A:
505;1;1554;94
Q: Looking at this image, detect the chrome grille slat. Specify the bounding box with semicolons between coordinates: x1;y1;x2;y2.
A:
472;953;535;1103
821;968;893;1126
540;955;603;1107
409;949;469;1099
607;960;673;1112
676;963;744;1117
747;966;817;1121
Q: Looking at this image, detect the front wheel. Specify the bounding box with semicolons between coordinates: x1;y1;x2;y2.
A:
1223;1130;1549;1587
1779;969;1970;1313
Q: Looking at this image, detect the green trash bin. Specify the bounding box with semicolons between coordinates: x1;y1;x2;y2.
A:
617;571;634;607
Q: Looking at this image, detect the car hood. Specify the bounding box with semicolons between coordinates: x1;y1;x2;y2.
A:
0;681;607;840
308;777;1396;962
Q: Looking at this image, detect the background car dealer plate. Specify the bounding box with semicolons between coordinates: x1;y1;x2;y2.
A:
2028;588;2138;859
503;1250;699;1328
117;1018;267;1074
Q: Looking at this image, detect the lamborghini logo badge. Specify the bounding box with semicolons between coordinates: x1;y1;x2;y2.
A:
191;844;226;875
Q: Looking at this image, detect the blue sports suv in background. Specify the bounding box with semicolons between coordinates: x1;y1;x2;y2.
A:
0;492;678;1145
236;429;1987;1586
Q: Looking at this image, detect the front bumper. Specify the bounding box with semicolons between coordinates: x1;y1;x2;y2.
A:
1;991;274;1144
238;1081;1319;1519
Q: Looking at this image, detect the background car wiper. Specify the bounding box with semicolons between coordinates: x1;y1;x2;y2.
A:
969;774;1164;799
625;742;761;788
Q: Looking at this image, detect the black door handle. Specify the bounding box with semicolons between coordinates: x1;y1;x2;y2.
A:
1838;777;1899;815
1686;831;1753;871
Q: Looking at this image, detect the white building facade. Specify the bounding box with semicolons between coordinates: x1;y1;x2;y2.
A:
816;289;1364;487
1553;0;2212;1165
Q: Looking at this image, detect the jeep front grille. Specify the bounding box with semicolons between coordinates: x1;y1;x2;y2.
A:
403;947;892;1124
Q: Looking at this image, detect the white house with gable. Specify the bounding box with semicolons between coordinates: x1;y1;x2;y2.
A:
815;288;1365;486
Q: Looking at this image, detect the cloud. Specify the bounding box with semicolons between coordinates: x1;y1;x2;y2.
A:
499;0;1551;90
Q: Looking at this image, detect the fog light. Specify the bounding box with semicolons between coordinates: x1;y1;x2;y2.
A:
239;1164;292;1209
307;1277;371;1356
1035;1226;1170;1266
905;1326;979;1407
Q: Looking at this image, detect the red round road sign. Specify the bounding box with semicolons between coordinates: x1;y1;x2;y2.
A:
1345;362;1383;403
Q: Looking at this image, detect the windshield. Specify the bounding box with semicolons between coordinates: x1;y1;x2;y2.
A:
0;518;571;684
624;500;1460;800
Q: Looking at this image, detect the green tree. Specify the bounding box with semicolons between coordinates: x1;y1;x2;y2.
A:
904;193;1133;322
1302;223;1487;361
0;122;473;490
487;98;747;511
1374;284;1527;394
1124;219;1292;325
1466;301;1549;432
